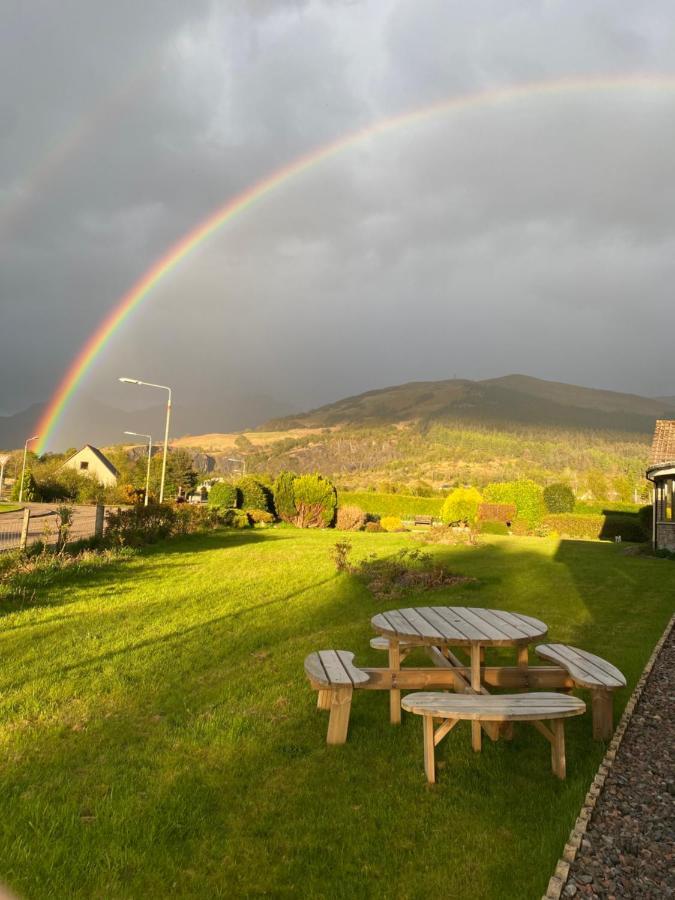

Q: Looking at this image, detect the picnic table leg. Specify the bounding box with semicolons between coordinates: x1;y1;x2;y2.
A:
423;715;436;783
388;639;401;725
550;719;566;779
470;644;482;752
592;689;613;741
326;686;353;745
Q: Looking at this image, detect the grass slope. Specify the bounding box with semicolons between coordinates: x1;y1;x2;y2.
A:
0;530;672;898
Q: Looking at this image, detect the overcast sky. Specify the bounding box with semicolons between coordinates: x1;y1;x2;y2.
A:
2;1;675;438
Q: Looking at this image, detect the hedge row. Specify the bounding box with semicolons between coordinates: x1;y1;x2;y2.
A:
542;512;647;542
338;492;443;519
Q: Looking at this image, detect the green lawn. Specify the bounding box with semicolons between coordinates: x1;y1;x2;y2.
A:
0;504;21;514
0;529;672;898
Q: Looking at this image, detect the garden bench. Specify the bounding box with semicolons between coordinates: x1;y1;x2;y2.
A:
401;691;586;783
413;515;434;526
535;643;626;740
304;650;370;744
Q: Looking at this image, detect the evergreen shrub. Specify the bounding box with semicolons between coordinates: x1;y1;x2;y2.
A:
208;482;239;509
380;516;405;532
273;471;297;522
292;474;337;528
236;476;272;513
543;483;575;513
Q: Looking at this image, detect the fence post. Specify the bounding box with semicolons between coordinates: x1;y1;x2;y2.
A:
95;504;105;539
19;507;31;550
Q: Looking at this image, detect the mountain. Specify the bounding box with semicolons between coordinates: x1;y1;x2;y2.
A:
263;374;675;435
0;392;296;452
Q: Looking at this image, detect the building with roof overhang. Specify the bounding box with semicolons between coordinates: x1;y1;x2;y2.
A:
646;420;675;551
57;445;119;488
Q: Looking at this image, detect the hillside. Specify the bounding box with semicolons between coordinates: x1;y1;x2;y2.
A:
263;375;675;434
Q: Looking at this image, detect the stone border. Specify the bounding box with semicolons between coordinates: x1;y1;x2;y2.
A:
542;612;675;900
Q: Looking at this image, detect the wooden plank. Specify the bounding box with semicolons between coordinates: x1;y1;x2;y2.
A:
535;643;626;689
317;651;354;686
456;607;506;641
359;665;571;690
400;692;586;721
441;607;489;642
335;651;370;685
551;718;566;779
415;606;470;642
304;652;330;685
433;717;459;746
429;607;477;642
591;688;614;741
397;608;446;640
487;607;547;639
326;687;353;744
388;639;401;725
423;715;436;783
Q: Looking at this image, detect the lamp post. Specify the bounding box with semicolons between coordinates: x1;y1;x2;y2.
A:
227;457;246;476
0;453;10;501
19;435;38;503
124;431;152;506
119;378;172;503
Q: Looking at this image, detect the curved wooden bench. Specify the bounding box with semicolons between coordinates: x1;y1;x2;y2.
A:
401;691;586;782
304;651;370;744
535;643;626;740
369;636;414;661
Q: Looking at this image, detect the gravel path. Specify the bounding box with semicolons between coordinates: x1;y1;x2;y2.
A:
564;628;674;898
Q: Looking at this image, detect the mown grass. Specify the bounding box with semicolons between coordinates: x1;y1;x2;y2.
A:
0;504;21;514
0;529;672;898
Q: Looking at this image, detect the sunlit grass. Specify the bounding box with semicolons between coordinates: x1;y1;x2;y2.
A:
0;529;671;898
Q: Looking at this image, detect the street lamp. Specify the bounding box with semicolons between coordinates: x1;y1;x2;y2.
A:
227;457;246;475
124;431;152;507
19;435;38;503
119;378;172;503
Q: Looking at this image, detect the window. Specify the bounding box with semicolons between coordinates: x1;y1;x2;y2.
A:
79;461;89;471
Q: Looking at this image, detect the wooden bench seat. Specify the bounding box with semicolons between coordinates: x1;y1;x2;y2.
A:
401;691;586;782
535;643;626;740
304;651;370;744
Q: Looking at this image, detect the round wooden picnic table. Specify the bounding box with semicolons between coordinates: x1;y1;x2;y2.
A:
370;606;548;744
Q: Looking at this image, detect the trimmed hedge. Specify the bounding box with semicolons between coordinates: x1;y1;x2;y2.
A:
338;492;443;519
543;512;647;542
483;480;545;528
236;476;273;513
478;502;516;523
543;483;575;514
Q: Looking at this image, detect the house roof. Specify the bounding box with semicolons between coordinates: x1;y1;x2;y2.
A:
59;445;119;477
648;420;675;468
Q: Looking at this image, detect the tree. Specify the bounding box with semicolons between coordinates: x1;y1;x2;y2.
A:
292;474;337;527
10;470;39;501
273;471;297;522
441;487;482;526
543;483;575;513
208;481;239;509
584;469;608;501
237;475;272;512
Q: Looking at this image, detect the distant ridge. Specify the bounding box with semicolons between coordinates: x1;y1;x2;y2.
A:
262;374;675;435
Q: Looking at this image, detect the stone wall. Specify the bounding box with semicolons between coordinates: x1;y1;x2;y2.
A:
656;522;675;552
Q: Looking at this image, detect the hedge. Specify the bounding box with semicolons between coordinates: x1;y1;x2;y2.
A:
543;512;647;542
208;481;239;509
478;503;516;523
338;492;443;519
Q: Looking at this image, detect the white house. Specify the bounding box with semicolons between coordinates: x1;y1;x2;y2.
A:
58;445;119;488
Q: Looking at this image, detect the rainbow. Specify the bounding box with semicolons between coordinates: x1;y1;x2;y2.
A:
35;73;675;452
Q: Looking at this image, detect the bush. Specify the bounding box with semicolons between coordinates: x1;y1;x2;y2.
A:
337;492;443;520
479;521;509;535
543;483;575;514
246;508;275;525
336;505;367;531
542;513;647;542
292;474;337;528
273;471;297;522
10;471;39;502
105;505;177;546
220;508;252;529
638;505;653;538
477;502;516;523
236;476;272;513
380;516;405;532
483;480;545;529
208;481;239;509
365;521;384;533
440;487;482;526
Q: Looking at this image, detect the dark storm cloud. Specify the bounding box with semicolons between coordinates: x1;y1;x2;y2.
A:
1;1;675;442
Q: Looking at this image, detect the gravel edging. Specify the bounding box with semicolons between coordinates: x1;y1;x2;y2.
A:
542;613;675;900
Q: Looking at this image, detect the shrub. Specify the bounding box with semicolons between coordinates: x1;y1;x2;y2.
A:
477;502;516;523
208;481;239;509
220;508;252;529
292;474;337;528
638;505;653;538
441;487;482;526
337;492;443;519
10;471;39;502
483;480;545;528
543;483;575;514
365;521;384;533
236;476;272;513
380;516;405;532
273;471;297;522
542;513;647;542
479;521;509;535
105;504;177;546
246;508;275;525
336;505;367;531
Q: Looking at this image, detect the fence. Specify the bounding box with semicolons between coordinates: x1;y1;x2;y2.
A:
0;504;105;552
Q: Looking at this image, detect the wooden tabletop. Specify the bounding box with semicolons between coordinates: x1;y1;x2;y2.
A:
371;606;547;647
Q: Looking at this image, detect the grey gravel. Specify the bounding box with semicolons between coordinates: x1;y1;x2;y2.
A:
565;629;674;899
